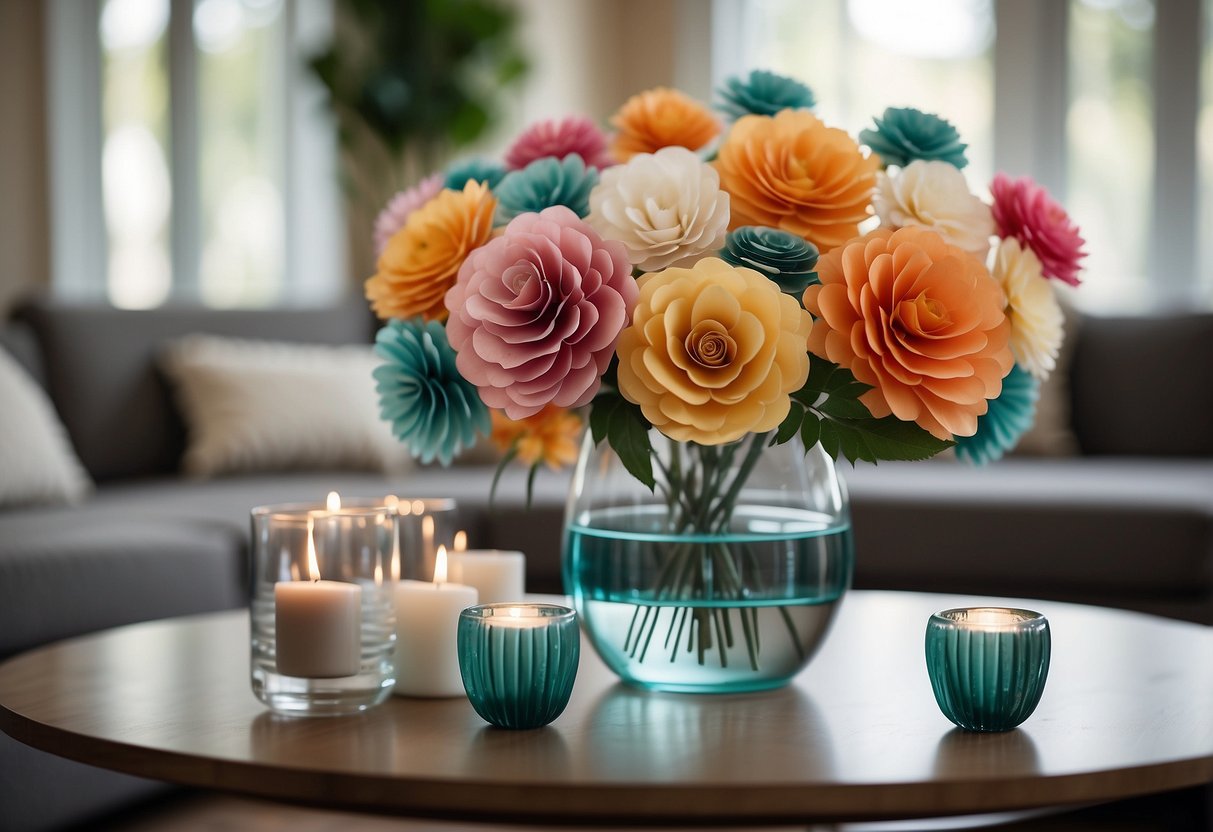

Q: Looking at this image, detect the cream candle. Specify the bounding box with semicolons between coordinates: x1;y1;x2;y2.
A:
274;520;362;679
393;546;478;697
447;548;526;605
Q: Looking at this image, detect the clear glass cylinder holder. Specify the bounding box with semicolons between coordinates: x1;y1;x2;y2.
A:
250;502;396;716
392;497;461;581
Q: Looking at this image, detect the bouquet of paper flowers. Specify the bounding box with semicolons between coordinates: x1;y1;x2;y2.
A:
366;70;1086;497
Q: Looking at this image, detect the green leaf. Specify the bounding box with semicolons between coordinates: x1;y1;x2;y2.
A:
817;418;841;459
596;396;654;490
799;410;822;451
772;402;805;445
817;394;872;420
589;400;612;445
489;444;519;508
525;462;539;509
817;414;953;466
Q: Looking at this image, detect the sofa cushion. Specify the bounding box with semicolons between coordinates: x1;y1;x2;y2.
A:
844;458;1213;621
1071;313;1213;456
0;345;92;507
160;335;412;477
13;297;376;482
0;518;245;659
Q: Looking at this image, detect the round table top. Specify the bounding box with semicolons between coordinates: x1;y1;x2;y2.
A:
1;591;1211;826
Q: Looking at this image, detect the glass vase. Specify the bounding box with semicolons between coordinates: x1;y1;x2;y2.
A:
563;431;852;693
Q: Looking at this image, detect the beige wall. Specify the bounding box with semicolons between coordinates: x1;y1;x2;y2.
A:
0;0;49;315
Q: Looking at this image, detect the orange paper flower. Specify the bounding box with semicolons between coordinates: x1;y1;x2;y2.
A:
715;110;879;251
616;258;812;445
610;87;721;162
804;227;1012;440
366;181;496;322
491;405;583;470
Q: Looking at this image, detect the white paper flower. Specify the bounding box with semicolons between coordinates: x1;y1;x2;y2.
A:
992;237;1063;381
587;146;729;272
875;160;994;259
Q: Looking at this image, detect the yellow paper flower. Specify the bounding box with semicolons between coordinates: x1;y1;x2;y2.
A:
805;227;1012;440
992;237;1064;382
365;181;496;322
610;87;721;162
714;110;879;251
616;257;812;445
491;406;583;470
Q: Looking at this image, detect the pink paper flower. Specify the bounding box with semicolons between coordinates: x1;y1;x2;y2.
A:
504;116;615;171
444;206;636;419
373;174;444;256
990;173;1086;286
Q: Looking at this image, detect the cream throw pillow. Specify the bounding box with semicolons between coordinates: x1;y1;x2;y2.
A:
0;346;92;506
161;336;413;477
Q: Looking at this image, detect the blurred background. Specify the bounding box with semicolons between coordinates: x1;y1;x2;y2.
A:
0;0;1209;316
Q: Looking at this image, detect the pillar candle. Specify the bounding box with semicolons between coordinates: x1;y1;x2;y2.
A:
447;550;526;605
393;546;478;697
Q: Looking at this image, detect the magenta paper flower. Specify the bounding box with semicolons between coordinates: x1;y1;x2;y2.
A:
504;116;615;171
990;173;1086;286
444;205;636;419
373;174;444;256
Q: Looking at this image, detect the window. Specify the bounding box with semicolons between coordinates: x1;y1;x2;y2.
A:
49;0;343;309
721;0;1212;311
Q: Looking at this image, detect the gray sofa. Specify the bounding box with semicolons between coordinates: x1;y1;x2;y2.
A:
0;297;1210;831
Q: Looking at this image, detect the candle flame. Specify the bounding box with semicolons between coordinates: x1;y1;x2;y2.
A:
384;494;399;511
508;607;522;618
412;499;426;515
326;491;341;512
453;530;467;552
374;561;383;586
306;518;321;581
433;544;448;584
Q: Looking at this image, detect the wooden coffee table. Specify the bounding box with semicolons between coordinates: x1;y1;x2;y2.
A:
1;591;1210;827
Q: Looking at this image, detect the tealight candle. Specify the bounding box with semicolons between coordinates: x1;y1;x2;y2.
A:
393;545;478;697
447;547;526;605
458;603;580;729
274;518;362;678
925;606;1051;732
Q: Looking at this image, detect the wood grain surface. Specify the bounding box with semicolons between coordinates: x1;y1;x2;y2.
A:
1;591;1211;826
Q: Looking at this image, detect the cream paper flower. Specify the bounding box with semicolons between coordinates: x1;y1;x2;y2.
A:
588;146;729;272
992;237;1063;382
874;160;994;259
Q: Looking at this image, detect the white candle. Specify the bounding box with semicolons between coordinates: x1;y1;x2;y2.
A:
275;519;362;678
393;546;478;697
447;549;526;605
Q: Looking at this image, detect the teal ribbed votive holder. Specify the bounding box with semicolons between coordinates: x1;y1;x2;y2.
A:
925;607;1050;732
458;603;579;729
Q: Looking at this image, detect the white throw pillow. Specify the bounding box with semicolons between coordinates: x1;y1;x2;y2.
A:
0;346;92;506
161;336;413;477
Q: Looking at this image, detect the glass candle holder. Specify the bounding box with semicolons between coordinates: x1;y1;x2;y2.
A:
250;500;396;716
925;607;1051;732
458;604;580;730
392;497;460;582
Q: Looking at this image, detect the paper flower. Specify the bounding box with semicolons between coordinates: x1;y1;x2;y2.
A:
610;87;721;162
954;364;1039;465
715;110;880;251
992;238;1064;382
444;159;507;191
717;69;816;120
491;405;583;470
720;226;819;297
366;181;497;322
373;174;444;257
805;227;1013;440
373;318;491;466
616;257;812;445
587;146;730;272
874;160;995;259
859;107;969;170
444;206;636;419
504;116;614;170
990;174;1086;286
495;155;599;223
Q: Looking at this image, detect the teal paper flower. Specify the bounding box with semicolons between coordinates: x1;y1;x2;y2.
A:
717;70;816;120
720;226;819;297
444;158;506;191
494;155;598;222
859;107;969;170
373;319;490;466
954;364;1039;465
